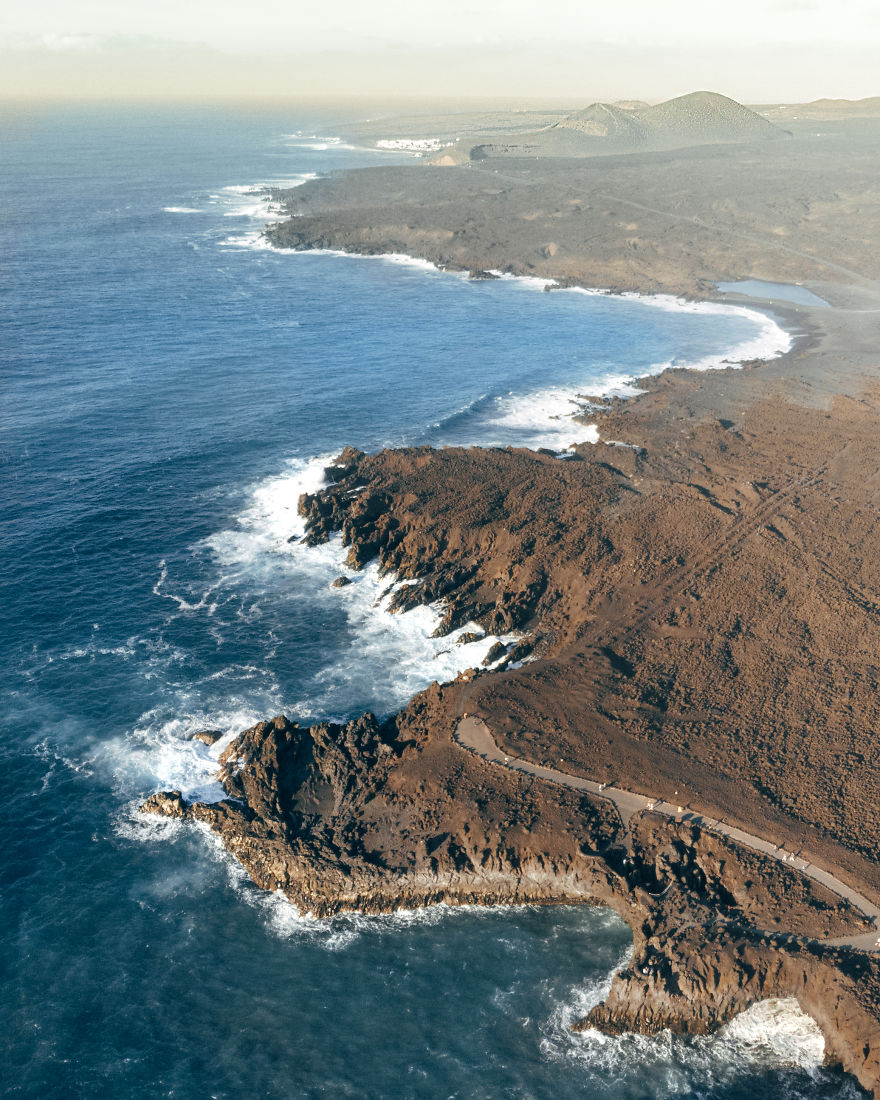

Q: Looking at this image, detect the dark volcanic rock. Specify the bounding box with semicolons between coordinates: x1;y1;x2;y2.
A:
263;124;880;296
141;790;188;817
577;926;880;1096
191;729;222;746
141;704;624;915
186;383;880;1095
482;641;507;666
331;575;352;588
141;696;878;1093
296;444;629;642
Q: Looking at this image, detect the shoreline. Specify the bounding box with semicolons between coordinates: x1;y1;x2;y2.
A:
254;226;803;432
152;213;809;805
147;155;880;1095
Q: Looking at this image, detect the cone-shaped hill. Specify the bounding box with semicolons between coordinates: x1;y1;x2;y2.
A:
434;91;790;163
639;90;786;144
553;102;648;141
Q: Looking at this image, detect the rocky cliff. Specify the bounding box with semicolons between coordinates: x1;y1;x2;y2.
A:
141;270;880;1093
142;701;879;1094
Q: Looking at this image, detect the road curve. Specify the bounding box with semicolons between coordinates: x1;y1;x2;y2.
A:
455;716;880;951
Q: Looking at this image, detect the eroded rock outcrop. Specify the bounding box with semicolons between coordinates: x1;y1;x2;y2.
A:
143;691;878;1094
579;926;880;1093
297;443;633;642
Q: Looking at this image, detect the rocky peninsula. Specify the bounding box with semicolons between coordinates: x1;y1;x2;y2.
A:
144;101;880;1095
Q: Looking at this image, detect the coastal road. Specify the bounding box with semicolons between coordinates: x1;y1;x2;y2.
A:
455;715;880;951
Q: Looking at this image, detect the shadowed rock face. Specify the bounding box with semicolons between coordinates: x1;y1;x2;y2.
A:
297;443;630;641
580;925;880;1091
143;708;872;939
289;386;880;882
141;709;626;915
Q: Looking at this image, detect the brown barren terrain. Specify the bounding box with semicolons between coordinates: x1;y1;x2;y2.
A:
145;114;880;1094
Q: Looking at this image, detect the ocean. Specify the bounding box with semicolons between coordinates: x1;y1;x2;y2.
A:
0;102;862;1097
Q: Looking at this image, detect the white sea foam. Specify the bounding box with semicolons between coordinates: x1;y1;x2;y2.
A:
464;379;623;452
281;133;361;152
301;249;448;274
545;962;831;1091
115;798;188;845
646;302;792;371
375;138;445;153
36;616;287;816
133;163;835;1090
126;706;260;803
43;631;189;674
110;450;521;816
201;454;520;721
218;230;279;251
135;251;794;807
449;267;789;446
127;808;539;948
144;225;798;952
484;283;790;449
373;252;445;272
565;285;793;369
105;686;278;809
218;175;316;219
281;246;450;275
152;559;221;614
163;206;204;214
244;250;789;447
486;269;558;291
288;254;791;375
428;367;642;452
721;997;826;1065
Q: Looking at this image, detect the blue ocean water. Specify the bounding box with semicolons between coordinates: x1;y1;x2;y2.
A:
0;103;861;1098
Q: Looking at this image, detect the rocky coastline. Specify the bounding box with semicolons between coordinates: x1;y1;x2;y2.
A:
143;699;880;1093
144;130;880;1094
144;404;880;1093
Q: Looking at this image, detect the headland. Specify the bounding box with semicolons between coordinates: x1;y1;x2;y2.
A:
144;96;880;1095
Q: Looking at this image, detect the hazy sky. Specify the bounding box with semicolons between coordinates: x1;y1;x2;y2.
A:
2;0;878;101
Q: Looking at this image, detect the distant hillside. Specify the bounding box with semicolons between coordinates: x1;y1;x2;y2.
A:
554;102;648;142
757;97;880;122
639;91;784;144
805;96;880;115
432;91;789;163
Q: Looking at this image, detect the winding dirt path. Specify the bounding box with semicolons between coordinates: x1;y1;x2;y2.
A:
455;715;880;951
